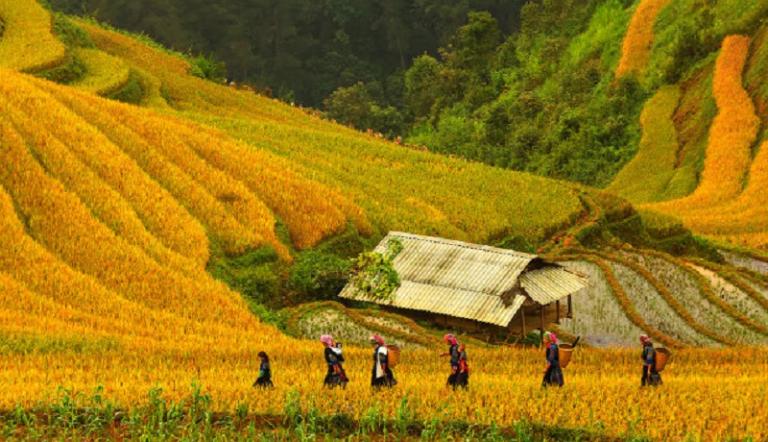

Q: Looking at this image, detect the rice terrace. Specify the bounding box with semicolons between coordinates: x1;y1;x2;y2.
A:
0;0;767;440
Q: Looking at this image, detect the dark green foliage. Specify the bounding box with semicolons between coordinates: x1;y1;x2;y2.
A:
494;235;535;254
401;0;648;186
313;225;375;258
189;53;227;82
287;251;351;300
348;238;403;301
35;14;92;85
323;82;405;137
404;54;440;120
52;12;94;48
107;70;144;104
0;18;6;38
207;246;281;306
49;0;527;106
36;53;86;84
242;297;288;330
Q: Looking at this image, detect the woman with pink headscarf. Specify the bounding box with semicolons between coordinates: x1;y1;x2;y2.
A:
541;331;564;387
442;334;469;389
321;334;347;388
370;334;396;388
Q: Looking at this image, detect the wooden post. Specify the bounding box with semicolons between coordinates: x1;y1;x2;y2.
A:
556;300;561;324
567;294;573;318
539;304;545;345
520;309;526;337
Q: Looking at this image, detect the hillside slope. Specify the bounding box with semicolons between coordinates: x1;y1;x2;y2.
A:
2;2;768;440
0;1;591;355
607;0;768;252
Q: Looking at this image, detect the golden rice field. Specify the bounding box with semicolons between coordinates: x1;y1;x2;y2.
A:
2;345;768;441
1;1;768;440
612;30;768;250
615;0;672;78
0;0;65;72
653;35;758;209
607;85;681;203
70;47;130;95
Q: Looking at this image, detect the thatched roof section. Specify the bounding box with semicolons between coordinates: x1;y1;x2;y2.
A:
339;232;586;327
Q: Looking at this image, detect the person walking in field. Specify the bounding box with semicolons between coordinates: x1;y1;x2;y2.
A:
442;334;469;389
370;334;396;388
541;332;564;387
640;335;662;387
321;334;348;388
253;351;273;388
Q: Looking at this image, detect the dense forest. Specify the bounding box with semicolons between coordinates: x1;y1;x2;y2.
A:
48;0;525;104
48;0;751;186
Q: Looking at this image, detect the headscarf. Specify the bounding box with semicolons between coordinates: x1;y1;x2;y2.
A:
549;332;558;345
370;334;385;346
444;334;458;346
640;335;651;345
320;334;334;347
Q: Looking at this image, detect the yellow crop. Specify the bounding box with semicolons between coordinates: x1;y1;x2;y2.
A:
70;48;130;95
646;36;767;248
0;7;765;441
608;86;681;203
1;344;766;441
615;0;671;78
0;71;212;265
0;0;66;72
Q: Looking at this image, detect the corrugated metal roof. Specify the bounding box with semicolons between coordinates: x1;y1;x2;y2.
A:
339;232;586;327
520;267;587;304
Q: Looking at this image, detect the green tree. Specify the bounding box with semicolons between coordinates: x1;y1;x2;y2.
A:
404;54;440;120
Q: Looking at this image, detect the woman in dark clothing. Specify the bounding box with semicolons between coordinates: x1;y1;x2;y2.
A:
541;332;564;387
640;335;662;387
253;351;273;388
370;334;396;388
321;334;348;388
443;334;469;389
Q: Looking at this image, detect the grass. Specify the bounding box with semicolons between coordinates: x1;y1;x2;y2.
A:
567;0;633;69
0;387;630;441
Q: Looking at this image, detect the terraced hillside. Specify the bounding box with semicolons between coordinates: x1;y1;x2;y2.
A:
2;1;768;440
609;0;768;253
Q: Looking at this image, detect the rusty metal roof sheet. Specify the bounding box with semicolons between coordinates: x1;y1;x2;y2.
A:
338;232;586;327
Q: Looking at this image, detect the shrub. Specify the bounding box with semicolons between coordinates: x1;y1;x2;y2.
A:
188;53;227;82
208;247;281;305
107;70;144;103
288;251;351;299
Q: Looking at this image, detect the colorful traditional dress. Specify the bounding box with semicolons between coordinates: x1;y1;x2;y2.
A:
542;342;564;387
371;345;396;388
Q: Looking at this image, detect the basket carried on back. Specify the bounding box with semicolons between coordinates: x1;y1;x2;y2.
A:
386;344;400;367
559;344;574;369
655;347;671;372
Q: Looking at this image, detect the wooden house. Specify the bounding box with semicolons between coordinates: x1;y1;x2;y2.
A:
339;232;587;341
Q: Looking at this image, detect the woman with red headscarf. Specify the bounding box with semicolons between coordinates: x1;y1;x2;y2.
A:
320;334;348;388
541;332;564;387
370;334;396;388
442;334;469;389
